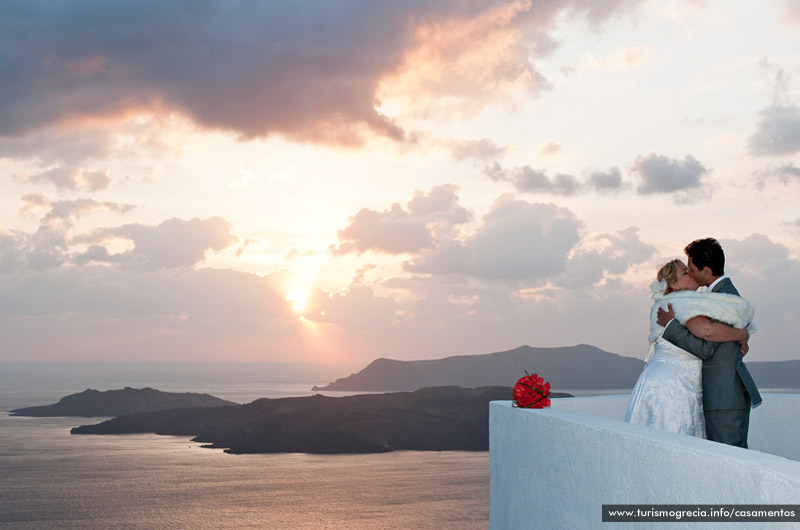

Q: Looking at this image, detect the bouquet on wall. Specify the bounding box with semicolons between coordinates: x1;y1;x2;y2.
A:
512;371;551;408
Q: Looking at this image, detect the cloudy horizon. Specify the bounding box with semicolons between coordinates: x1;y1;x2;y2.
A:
2;0;800;368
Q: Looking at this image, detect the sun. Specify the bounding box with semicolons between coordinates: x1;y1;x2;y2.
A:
285;288;310;313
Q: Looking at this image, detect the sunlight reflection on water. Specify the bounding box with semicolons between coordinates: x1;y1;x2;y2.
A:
0;363;490;529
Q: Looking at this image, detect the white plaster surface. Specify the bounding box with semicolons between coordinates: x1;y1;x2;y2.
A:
489;394;800;530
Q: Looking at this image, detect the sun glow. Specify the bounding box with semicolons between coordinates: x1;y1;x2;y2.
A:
285;288;310;313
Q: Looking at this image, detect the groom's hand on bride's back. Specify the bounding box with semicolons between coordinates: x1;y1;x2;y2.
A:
740;341;749;356
657;304;675;327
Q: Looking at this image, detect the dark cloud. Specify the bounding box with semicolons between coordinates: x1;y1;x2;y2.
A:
632;153;709;198
748;104;800;156
332;184;471;255
0;0;643;146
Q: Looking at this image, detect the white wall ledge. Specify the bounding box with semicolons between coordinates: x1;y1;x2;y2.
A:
489;394;800;530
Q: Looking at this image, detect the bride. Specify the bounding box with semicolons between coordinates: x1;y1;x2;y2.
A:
625;259;755;437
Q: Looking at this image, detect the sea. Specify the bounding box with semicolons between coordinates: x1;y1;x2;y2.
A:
0;363;490;530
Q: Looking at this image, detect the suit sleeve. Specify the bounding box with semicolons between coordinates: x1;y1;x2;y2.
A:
661;319;719;360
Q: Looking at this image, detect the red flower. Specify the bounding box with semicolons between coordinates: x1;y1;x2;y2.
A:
512;371;551;408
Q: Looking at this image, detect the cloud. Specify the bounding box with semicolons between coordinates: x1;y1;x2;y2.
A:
382;0;644;119
407;195;582;280
0;0;643;147
486;162;629;196
0;224;67;273
5;231;796;365
539;142;563;156
484;162;582;196
19;194;136;223
406;184;472;227
333;206;435;255
754;162;800;189
0;231;23;274
562;0;645;26
1;116;181;194
73;217;238;270
332;184;471;255
632;153;710;202
17;192;51;216
4;194;136;273
21;166;112;192
449;138;508;161
748;104;800;156
717;234;800;360
586;166;625;193
558;227;657;288
0;266;308;361
0;123;118;166
236;238;265;258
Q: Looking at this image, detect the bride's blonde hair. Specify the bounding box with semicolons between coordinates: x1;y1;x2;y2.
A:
657;259;682;295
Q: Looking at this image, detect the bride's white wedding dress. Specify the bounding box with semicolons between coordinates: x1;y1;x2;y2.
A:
625;283;756;438
625;337;705;437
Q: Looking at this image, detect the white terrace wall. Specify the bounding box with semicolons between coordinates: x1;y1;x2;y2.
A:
489;394;800;530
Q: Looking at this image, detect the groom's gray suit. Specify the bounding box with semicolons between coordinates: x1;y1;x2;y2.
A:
662;277;762;447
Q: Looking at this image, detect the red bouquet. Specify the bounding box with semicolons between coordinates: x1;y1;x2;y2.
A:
512;371;551;408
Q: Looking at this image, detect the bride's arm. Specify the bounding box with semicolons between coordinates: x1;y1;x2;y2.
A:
684;316;748;342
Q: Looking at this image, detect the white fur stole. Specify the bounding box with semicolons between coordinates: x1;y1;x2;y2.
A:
648;291;756;345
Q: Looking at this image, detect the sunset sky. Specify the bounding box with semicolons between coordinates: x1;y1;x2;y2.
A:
2;0;800;368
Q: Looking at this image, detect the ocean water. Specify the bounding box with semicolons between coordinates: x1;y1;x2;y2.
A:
0;364;489;529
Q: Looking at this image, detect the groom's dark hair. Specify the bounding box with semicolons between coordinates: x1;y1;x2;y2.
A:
685;238;725;276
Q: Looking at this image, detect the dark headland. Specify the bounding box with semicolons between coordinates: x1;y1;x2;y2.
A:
71;386;572;453
313;344;645;391
312;344;800;392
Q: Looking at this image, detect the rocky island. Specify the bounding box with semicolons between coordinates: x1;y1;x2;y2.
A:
10;387;236;417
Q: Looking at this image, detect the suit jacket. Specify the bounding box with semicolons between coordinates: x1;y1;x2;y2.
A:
661;277;762;410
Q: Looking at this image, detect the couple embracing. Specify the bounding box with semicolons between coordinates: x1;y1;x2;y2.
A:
625;237;762;448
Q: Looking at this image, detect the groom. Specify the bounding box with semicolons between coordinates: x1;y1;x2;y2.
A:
657;237;762;448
